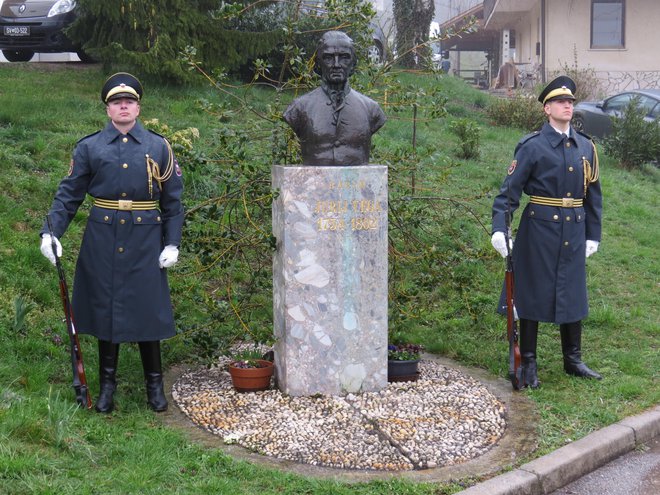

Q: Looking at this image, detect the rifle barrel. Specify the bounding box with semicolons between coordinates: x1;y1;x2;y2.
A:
45;215;92;409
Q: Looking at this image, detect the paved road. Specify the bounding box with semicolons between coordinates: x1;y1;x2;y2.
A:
549;436;660;495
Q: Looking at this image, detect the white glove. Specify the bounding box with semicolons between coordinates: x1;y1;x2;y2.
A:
585;240;599;258
40;234;62;266
491;231;512;258
159;245;179;268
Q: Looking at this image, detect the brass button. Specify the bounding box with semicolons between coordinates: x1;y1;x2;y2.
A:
578;215;582;220
121;192;127;197
553;214;559;220
566;192;572;197
566;142;571;148
568;166;574;172
118;247;124;253
566;216;571;221
157;216;161;222
137;217;142;222
120;219;126;224
530;210;535;216
564;241;569;246
122;137;128;143
104;215;109;221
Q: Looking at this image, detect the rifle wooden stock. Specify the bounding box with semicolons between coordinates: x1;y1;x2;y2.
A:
505;267;522;390
46;216;92;409
504;183;522;390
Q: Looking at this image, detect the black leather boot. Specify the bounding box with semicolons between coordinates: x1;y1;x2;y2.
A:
95;340;119;413
560;321;602;380
519;319;540;389
138;341;168;412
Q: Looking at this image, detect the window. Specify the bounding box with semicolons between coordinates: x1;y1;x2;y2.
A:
650;103;660;120
604;94;633;112
591;0;625;48
605;94;659;118
634;96;659;116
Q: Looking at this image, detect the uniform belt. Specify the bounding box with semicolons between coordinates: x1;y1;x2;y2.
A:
93;198;159;211
529;196;583;207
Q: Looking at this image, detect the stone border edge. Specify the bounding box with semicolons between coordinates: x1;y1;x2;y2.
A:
162;355;539;484
454;405;660;495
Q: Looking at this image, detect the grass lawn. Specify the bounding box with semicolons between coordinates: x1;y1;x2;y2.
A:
0;62;657;494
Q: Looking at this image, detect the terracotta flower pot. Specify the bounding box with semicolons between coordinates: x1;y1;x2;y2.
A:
228;359;274;392
387;358;420;382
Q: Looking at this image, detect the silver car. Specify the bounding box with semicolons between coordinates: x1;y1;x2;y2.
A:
572;89;660;139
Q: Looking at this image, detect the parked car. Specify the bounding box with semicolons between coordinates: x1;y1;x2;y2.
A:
572;89;660;139
0;0;90;62
366;22;386;64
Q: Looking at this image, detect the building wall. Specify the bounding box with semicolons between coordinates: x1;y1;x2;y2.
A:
0;52;80;63
546;0;660;93
435;0;482;23
514;4;541;66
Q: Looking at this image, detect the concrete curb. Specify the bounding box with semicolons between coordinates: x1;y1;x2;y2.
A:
454;405;660;495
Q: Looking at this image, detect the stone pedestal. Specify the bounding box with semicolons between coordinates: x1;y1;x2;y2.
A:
272;165;388;396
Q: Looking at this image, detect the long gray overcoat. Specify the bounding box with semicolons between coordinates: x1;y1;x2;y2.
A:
43;121;184;343
492;123;602;324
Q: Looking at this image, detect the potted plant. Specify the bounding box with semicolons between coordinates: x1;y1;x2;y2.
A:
387;342;423;382
228;348;274;393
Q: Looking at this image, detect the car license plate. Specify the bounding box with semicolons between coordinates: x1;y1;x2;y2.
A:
4;26;30;37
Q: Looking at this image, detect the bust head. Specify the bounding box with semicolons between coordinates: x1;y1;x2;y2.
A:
316;31;356;88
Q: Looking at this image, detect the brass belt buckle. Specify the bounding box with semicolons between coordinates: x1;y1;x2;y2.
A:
562;198;574;208
118;200;133;211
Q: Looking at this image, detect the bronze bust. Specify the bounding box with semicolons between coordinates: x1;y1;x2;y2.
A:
283;31;386;166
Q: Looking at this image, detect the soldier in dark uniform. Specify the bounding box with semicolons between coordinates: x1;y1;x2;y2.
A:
491;76;602;388
283;30;386;165
40;73;184;412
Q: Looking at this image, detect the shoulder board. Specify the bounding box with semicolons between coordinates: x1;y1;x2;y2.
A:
575;129;594;141
76;130;101;144
147;129;171;145
518;131;541;145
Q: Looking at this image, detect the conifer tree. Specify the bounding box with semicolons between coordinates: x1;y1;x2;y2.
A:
69;0;283;82
68;1;376;84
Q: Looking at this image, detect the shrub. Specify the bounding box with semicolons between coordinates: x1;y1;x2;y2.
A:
602;97;660;169
550;46;605;102
486;94;546;132
448;118;480;159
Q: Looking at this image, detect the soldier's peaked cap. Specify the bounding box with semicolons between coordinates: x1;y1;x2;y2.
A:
538;75;576;104
101;72;143;103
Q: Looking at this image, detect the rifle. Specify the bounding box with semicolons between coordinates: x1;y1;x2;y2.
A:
504;188;523;390
46;215;92;409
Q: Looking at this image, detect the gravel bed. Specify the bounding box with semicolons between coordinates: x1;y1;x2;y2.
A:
172;359;506;471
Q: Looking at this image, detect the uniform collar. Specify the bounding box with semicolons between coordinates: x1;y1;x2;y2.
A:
101;120;146;144
550;124;570;138
542;122;579;148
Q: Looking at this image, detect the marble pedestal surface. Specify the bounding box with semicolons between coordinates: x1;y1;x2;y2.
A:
272;165;388;396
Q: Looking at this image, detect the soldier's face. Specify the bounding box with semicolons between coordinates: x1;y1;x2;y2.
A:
106;98;140;126
544;98;574;125
319;41;354;85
